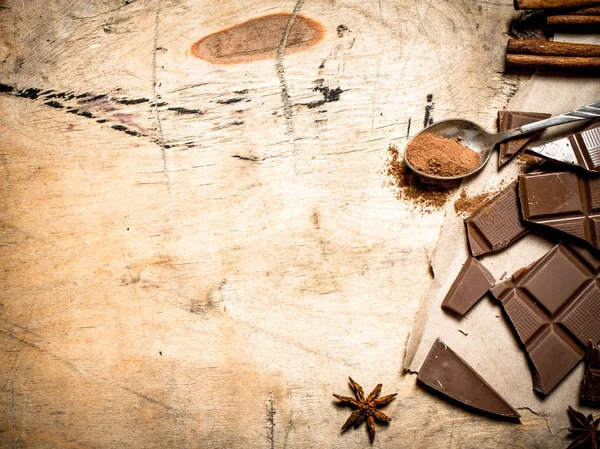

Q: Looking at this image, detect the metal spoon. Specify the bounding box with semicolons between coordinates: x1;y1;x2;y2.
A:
404;99;600;181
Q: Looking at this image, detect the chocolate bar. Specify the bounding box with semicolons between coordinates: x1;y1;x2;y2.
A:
465;181;529;257
518;171;600;250
418;339;519;419
526;124;600;173
441;257;495;316
490;243;600;395
497;111;551;167
581;341;600;406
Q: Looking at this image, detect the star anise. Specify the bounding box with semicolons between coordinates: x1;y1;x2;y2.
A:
333;377;397;443
567;406;600;449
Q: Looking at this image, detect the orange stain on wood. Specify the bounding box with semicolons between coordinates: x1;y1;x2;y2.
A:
191;13;325;64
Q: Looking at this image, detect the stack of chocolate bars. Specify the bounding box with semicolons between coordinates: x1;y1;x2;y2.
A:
417;113;600;421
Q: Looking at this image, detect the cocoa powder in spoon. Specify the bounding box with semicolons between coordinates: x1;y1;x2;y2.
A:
386;145;459;212
406;133;481;177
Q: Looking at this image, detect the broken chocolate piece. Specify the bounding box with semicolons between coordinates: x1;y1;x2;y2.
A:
518;171;600;250
490;243;600;395
418;338;519;419
465;181;529;256
497;110;551;167
526;124;600;173
441;257;495;316
581;341;600;406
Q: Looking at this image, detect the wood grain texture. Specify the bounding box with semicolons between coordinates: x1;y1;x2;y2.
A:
0;0;572;447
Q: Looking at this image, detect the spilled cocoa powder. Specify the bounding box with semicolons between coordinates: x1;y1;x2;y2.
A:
406;133;481;177
386;145;459;212
454;188;496;217
516;151;543;168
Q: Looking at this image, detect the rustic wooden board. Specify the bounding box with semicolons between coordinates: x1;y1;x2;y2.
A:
0;0;572;447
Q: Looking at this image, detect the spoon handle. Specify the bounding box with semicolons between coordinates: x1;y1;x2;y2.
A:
494;99;600;143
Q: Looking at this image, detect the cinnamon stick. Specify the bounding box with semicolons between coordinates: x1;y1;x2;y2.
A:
515;0;600;9
506;54;600;69
507;39;600;57
561;5;600;12
546;14;600;25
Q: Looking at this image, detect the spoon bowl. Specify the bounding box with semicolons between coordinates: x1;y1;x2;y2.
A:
404;119;496;181
403;99;600;181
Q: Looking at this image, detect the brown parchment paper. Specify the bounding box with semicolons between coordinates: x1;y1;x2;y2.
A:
404;34;600;433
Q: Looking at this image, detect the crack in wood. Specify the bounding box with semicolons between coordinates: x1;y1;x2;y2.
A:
152;0;173;202
275;0;306;175
267;392;276;449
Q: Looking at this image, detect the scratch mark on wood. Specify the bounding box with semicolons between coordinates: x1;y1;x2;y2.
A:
267;392;276;449
216;97;244;105
282;415;294;449
7;379;14;449
231;317;338;360
371;49;384;133
168;83;208;93
0;328;178;414
231;154;262;162
119;385;175;411
115;97;149;105
112;124;140;136
0;320;42;339
1;328;84;377
2;82;198;142
21;392;31;445
275;0;305;175
167;107;202;115
71;0;138;20
45;92;75;100
87;94;107;102
152;0;173;202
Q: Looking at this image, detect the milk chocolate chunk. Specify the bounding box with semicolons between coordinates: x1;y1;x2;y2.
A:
581;341;600;406
526;123;600;173
441;257;495;316
518;171;600;250
490;243;600;395
465;181;529;256
418;338;519;419
497;111;551;167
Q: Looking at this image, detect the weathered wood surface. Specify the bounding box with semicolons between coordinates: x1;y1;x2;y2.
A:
0;0;571;447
